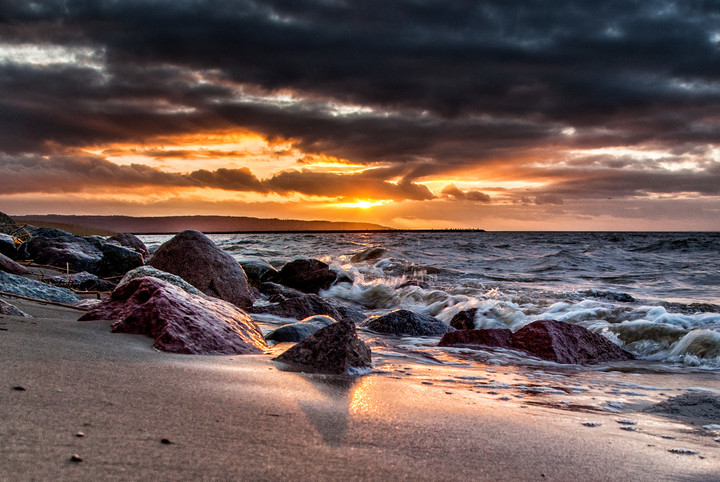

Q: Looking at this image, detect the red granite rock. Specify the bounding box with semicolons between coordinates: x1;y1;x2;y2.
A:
438;328;512;348
78;277;267;355
274;319;371;374
0;253;29;275
510;319;633;364
147;230;255;308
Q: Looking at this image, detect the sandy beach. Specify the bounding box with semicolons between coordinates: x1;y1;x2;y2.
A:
1;298;718;481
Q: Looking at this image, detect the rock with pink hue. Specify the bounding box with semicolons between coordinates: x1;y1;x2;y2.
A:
147;230;255;308
438;328;512;348
0;253;28;275
510;319;633;364
274;258;338;294
449;308;477;330
274;319;371;374
78;277;267;355
107;233;148;257
249;294;346;322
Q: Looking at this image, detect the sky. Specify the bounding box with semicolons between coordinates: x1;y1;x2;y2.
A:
1;1;720;230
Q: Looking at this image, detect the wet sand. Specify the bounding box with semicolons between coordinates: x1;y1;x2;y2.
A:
2;299;719;481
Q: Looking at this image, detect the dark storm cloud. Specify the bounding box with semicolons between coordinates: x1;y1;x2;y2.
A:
1;0;720;201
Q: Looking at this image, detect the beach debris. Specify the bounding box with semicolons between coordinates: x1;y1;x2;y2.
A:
616;419;637;425
119;266;204;297
582;422;602;427
69;454;83;463
439;328;512;348
79;277;268;355
273;258;340;294
0;252;28;275
667;448;698;455
265;315;336;343
147;230;255;308
274;319;371;374
449;308;478;330
0;271;80;304
361;309;454;337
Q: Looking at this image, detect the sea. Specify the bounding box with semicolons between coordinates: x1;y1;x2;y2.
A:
140;231;720;372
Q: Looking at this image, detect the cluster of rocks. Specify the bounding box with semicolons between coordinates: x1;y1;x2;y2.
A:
1;210;633;373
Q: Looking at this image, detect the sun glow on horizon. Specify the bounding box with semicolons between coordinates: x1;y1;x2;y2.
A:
328;199;390;209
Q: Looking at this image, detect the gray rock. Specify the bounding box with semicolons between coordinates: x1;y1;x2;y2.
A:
0;298;31;317
0;233;20;259
25;228;102;273
275;258;338;294
46;271;116;292
96;243;144;278
239;258;278;286
249;294;345;322
266;315;336;343
0;253;29;275
106;233;148;256
119;266;205;296
0;271;80;304
361;309;454;337
350;247;387;263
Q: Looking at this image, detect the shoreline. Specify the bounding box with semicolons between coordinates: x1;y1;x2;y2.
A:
2;299;719;480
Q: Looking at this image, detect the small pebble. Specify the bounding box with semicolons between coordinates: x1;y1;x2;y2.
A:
668;448;698;455
583;422;602;427
421;381;433;385
160;438;173;445
499;396;511;401
75;432;85;438
487;391;499;395
661;435;676;440
620;427;636;432
616;419;636;425
714;437;720;443
12;386;26;391
69;454;83;463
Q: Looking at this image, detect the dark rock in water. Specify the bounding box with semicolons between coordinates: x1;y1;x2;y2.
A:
397;280;430;290
350;247;387;263
266;315;336;343
239;258;278;286
274;319;371;374
510;319;633;364
0;299;31;317
275;258;338;294
25;228;102;273
0;253;29;275
258;281;305;301
78;277;267;355
449;308;478;330
147;230;255;308
119;266;204;296
645;392;720;423
438;328;512;348
583;290;635;303
107;233;148;257
334;305;367;325
96;243;144;278
0;271;80;304
361;309;454;337
47;271;116;292
250;294;345;322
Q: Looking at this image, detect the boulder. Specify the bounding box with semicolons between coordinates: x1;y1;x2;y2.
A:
275;258;338;294
273;319;372;374
250;294;346;322
258;282;305;301
0;233;20;259
119;266;204;296
0;271;80;304
350;247;387;263
361;309;454;337
46;271;116;292
147;230;254;308
107;233;148;257
438;328;512;348
266;315;336;343
238;258;278;286
449;308;478;330
25;228;102;273
0;212;29;239
510;319;634;364
0;253;29;275
0;299;31;317
96;243;144;278
78;277;267;355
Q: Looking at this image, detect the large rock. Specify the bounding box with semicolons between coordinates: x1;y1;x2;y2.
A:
119;266;204;296
78;277;267;355
510;320;634;364
258;282;305;301
274;258;338;294
107;233;148;257
147;230;254;308
0;253;29;275
96;243;144;278
266;315;336;343
250;294;346;322
273;319;372;374
438;328;512;348
46;271;116;292
361;309;454;337
350;247;387;263
449;308;478;330
25;228;102;273
238;258;278;286
0;271;80;304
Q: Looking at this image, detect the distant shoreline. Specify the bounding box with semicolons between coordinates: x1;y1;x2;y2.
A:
134;228;487;235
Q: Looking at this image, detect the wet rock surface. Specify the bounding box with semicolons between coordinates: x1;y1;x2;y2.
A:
274;319;371;374
79;277;267;355
147;230;255;308
119;266;204;296
107;233;148;257
350;247;387;263
238;258;278;286
361;309;454;337
25;228;103;273
274;258;339;294
449;308;477;330
95;243;144;278
250;294;346;322
0;271;81;304
438;328;512;348
266;315;336;343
